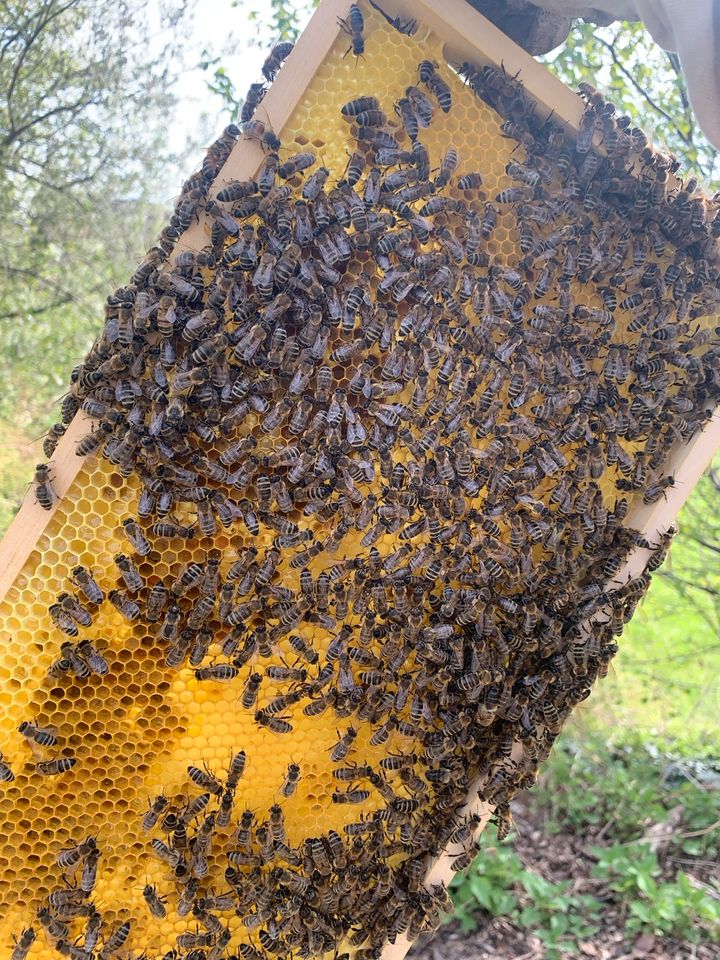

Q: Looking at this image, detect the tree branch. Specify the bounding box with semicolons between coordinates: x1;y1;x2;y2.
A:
662;574;720;598
2;95;100;148
0;293;73;320
592;31;692;146
1;162;101;195
3;0;85;139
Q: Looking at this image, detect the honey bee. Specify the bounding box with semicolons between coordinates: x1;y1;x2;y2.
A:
57;592;93;627
280;762;301;797
433;147;458;189
278;151;316;179
56;837;97;870
395;97;419;141
36;909;69;942
181;792;213;830
10;928;36;960
33;463;56;510
185;764;222;798
302;165;330;201
268;802;287;843
457;171;483;190
177;931;215;949
36;757;76;776
424;66;452;112
288;633;318;670
338;3;365;58
108;589;140;621
241;672;262;709
142;794;168;831
643;475;675;503
262;40;294;82
164;628;193;668
157;600;182;641
241;81;266;125
113;553;144;592
150;521;196;540
255;710;292;734
0;751;15;782
99;920;131;958
341;95;379;117
121;518;151;556
332;788;370;803
142;883;167;918
368;0;417;33
19;720;57;748
49;603;78;637
330;726;357;762
257;151;279;196
195;663;239;682
265;663;307;682
218;751;245;796
43;422;67;459
231;809;255;852
77;640;110;677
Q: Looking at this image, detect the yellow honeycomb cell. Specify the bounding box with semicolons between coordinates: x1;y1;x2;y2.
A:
0;2;719;958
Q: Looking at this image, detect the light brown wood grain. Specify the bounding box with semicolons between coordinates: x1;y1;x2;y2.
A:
0;412;96;599
382;0;584;126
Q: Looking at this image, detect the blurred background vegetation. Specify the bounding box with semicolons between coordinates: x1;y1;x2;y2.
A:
0;1;718;954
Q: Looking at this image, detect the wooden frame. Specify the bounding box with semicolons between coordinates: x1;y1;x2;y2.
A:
1;1;718;956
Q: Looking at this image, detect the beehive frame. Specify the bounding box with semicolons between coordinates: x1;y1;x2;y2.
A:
3;0;720;594
1;1;719;957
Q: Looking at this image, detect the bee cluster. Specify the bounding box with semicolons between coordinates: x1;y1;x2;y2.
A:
9;2;720;957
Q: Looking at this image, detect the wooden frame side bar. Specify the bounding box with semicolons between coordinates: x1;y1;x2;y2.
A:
173;0;350;261
609;408;720;588
0;413;95;598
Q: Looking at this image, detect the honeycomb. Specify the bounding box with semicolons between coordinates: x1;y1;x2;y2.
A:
1;2;719;958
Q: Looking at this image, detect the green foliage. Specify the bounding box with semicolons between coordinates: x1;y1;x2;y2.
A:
451;735;720;950
199;49;245;121
0;433;32;533
535;733;720;859
449;841;522;931
450;833;602;957
0;0;194;421
241;0;318;43
515;871;600;957
546;22;719;186
592;844;720;942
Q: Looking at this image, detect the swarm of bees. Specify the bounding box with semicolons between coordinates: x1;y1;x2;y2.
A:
11;0;720;957
9;835;131;960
